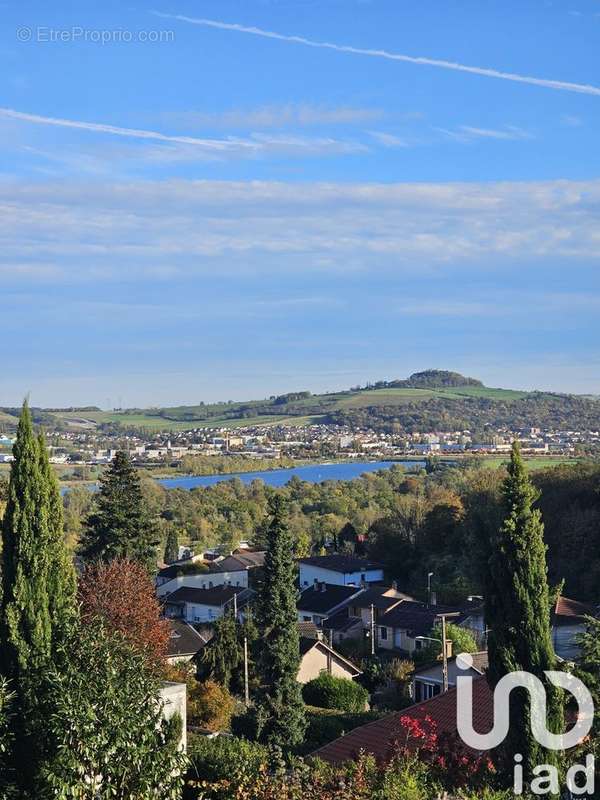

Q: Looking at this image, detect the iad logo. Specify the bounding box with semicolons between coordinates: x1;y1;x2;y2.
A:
455;653;595;796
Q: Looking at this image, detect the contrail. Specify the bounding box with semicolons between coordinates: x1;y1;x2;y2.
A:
0;107;259;151
153;12;600;97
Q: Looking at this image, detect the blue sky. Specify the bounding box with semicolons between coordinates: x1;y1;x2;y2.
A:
1;0;600;407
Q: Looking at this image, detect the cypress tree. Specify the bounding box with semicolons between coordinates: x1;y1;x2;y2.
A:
80;450;154;567
486;441;564;785
164;526;179;564
253;495;306;749
0;402;78;792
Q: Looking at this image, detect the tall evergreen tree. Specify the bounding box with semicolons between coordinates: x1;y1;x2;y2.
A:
485;441;564;785
80;450;154;567
0;402;78;793
253;495;306;749
164;526;179;565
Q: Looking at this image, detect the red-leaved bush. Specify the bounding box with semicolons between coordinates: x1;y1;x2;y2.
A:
78;558;170;666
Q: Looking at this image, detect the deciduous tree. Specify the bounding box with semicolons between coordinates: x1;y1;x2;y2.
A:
78;557;170;666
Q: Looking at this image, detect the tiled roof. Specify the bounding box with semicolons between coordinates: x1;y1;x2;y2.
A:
298;621;320;639
298;584;361;615
381;602;464;636
165;585;247;607
554;595;598;625
414;650;488;678
166;619;207;658
322;613;363;633
312;676;493;765
298;555;383;574
350;587;413;611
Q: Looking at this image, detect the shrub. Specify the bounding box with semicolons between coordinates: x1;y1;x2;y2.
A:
185;733;268;784
191;680;235;732
301;705;382;754
302;672;369;713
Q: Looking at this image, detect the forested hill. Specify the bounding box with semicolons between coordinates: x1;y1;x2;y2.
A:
2;370;600;434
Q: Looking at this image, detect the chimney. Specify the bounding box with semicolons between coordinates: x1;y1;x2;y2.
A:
391;580;398;592
430;591;437;607
360;575;367;590
321;581;327;592
313;578;319;591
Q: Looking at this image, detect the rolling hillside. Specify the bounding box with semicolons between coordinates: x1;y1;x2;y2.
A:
2;371;599;434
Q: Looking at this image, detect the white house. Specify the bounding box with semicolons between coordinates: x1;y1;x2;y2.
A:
157;553;265;599
298;555;384;589
164;586;252;624
297;582;363;625
412;651;488;703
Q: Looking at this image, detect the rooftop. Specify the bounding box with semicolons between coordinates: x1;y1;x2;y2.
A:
298;583;362;615
165;585;248;607
166;619;207;658
298;555;383;574
312;676;493;765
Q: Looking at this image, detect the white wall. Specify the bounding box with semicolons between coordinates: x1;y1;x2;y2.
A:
157;570;248;598
159;682;187;752
183;602;224;623
299;564;383;588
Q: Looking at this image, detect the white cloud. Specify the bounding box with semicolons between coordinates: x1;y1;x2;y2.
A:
437;125;533;142
368;131;409;147
0;107;366;160
159;104;385;129
153;12;600;97
2;177;600;283
560;114;583;127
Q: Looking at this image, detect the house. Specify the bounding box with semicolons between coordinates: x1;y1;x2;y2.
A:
166;619;208;665
376;602;453;654
412;651;488;703
298;555;384;589
156;552;265;599
346;585;415;628
552;595;598;660
297;636;362;684
322;612;364;646
297;583;363;625
312;676;493;765
164;586;252;624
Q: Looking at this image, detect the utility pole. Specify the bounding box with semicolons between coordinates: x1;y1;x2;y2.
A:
243;634;250;706
370;603;376;656
441;614;449;693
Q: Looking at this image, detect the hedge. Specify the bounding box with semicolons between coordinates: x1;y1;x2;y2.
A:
301;672;369;713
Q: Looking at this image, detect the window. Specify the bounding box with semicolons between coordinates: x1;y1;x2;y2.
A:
415;680;441;702
379;626;388;640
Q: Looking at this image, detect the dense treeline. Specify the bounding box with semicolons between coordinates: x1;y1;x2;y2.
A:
63;460;600;604
328;392;600;435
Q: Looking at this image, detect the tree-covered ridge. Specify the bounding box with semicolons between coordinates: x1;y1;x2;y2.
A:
3;369;599;433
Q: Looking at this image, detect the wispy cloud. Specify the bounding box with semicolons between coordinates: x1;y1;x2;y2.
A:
153;12;600;97
159;104;385;129
560;114;583;127
436;125;533;143
0;107;366;160
368;131;409;147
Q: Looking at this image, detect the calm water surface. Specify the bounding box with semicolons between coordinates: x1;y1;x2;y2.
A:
157;460;423;490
